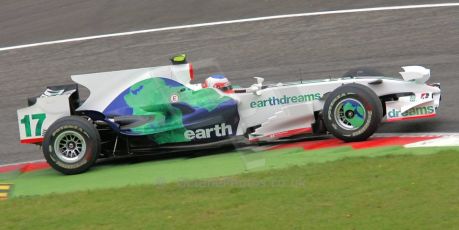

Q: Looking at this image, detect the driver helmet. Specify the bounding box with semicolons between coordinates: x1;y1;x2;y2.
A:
202;74;233;92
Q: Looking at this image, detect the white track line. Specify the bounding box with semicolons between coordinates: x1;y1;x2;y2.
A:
375;132;459;137
1;3;459;52
405;136;459;147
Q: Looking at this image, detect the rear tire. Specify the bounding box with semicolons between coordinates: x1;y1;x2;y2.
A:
43;116;100;175
323;84;382;142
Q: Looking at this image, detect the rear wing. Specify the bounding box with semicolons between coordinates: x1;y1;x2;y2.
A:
17;85;77;144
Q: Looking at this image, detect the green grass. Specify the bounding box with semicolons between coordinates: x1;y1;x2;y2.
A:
4;146;456;197
2;151;459;229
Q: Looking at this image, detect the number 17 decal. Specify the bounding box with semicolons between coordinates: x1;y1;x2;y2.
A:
20;113;46;137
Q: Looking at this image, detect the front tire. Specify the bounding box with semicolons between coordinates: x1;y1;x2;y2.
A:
323;84;383;142
43;116;100;175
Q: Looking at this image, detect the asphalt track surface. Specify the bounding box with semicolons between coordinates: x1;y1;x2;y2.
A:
0;1;458;164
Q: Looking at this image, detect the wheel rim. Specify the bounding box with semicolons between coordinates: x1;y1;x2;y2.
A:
334;98;366;130
54;130;87;164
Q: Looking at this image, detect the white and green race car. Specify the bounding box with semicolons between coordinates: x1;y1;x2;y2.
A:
17;55;441;174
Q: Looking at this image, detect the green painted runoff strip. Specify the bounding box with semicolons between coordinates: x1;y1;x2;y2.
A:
2;146;458;197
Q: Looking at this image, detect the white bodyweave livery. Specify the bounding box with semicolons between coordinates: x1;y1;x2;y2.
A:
17;62;441;143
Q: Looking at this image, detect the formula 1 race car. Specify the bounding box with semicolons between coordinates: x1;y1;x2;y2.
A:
17;55;441;174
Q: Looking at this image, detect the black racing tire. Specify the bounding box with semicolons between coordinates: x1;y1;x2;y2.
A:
323;84;383;142
43;116;100;175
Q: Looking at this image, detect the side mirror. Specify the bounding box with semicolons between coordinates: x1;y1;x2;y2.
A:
255;77;264;85
247;77;265;95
